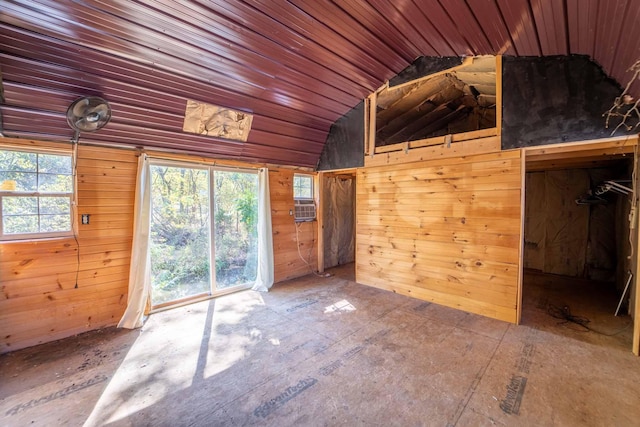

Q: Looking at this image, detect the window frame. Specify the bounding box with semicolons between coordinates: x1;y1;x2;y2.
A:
0;146;75;241
147;158;260;309
293;173;314;201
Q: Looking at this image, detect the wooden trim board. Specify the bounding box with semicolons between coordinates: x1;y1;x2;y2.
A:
365;136;501;167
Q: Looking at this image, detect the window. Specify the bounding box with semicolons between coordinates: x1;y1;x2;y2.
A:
293;174;313;200
0;148;73;240
293;174;316;222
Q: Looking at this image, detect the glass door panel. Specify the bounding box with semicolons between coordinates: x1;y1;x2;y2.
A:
213;170;258;289
149;165;211;305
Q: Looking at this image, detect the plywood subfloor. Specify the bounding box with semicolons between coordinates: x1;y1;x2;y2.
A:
1;265;639;426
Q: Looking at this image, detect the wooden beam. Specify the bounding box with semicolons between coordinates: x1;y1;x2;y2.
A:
384;103;463;145
524;135;638;158
526;157;630;172
517;149;525;324
496;55;503;137
368;92;377;158
365;135;501;167
377;75;455;126
316;172;325;273
386;56;474;92
634;147;640;356
364;94;377;158
375;128;497;154
377;82;463;142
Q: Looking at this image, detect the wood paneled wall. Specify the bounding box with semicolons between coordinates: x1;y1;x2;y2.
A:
1;141;136;353
270;169;318;282
1;141;318;353
356;150;522;323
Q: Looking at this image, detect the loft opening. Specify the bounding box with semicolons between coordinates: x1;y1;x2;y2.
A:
373;56;497;148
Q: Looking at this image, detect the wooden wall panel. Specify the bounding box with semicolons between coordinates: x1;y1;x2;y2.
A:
524;172;546;270
356;150;522;323
0;140;136;354
269;169;318;282
0;141;318;353
543;170;590;277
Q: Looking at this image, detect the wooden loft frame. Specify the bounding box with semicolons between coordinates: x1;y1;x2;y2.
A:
364;55;502;165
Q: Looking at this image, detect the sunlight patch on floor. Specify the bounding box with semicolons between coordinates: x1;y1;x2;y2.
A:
324;299;356;314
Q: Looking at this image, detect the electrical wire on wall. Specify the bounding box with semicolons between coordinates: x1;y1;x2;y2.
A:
71;140;80;289
295;221;328;278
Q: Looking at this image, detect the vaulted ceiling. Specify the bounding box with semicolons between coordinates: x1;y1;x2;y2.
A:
1;0;640;168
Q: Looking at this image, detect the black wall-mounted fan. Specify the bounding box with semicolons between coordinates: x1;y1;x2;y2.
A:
66;96;112;142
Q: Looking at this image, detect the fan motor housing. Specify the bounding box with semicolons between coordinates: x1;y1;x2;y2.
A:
66;96;112;133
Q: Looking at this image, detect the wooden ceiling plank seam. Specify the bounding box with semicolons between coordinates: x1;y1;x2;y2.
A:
529;0;551;55
0;61;333;143
525;0;545;56
437;0;495;54
239;144;320;165
565;0;578;53
410;0;471;56
495;0;541;55
1;12;359;121
0;126;245;159
364;0;451;56
530;0;568;55
1;4;273;95
0;31;339;127
287;0;410;72
562;0;571;55
2;12;357;118
565;0;596;55
80;0;363;108
587;0;600;57
331;0;425;60
144;0;375;93
1;60;330;160
5;52;331;135
593;0;629;74
4;95;324;155
1;53;334;138
465;0;517;55
238;0;396;81
2;83;327;155
609;0;640;90
0;105;246;150
26;0;279;88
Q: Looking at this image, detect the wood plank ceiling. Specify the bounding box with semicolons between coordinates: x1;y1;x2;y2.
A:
1;0;640;168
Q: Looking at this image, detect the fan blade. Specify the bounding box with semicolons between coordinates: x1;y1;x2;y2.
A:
88;103;110;118
72;98;90;117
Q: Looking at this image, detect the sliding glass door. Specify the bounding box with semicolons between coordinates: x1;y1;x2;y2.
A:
213;170;258;289
149;162;258;307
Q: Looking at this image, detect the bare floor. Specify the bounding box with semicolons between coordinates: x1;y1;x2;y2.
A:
1;265;638;426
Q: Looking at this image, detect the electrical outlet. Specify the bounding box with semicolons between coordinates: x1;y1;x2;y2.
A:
81;214;90;225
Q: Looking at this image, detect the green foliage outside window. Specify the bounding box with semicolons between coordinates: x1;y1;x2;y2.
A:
149;165;258;305
0;149;72;238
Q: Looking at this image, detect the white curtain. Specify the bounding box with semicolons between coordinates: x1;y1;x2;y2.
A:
252;168;274;291
118;154;152;329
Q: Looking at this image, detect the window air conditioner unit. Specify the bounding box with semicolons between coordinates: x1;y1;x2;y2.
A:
294;199;316;222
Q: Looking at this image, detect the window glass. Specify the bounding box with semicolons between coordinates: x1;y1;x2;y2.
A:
293;174;313;199
1;148;73;239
